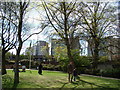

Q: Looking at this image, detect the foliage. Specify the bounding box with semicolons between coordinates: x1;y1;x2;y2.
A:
73;55;91;67
59;55;91;73
5;52;31;60
73;55;91;74
101;69;120;78
25;47;34;56
77;2;117;69
54;46;67;61
84;69;100;75
2;74;14;88
85;68;120;79
42;64;61;71
41;45;49;56
5;52;13;59
0;1;19;75
19;60;38;69
52;45;68;72
53;45;91;73
99;56;108;62
19;54;30;60
42;1;80;61
59;58;69;72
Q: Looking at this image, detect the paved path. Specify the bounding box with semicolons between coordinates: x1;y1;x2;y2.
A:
80;74;120;80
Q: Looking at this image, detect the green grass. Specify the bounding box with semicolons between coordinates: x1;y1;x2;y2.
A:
2;70;120;89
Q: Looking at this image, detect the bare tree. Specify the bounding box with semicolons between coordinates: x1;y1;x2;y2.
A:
42;1;81;62
77;2;117;69
0;0;46;84
13;0;44;84
0;2;17;75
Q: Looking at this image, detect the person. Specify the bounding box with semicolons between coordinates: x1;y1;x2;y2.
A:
38;63;43;75
37;66;39;70
67;61;74;82
22;65;26;72
12;64;20;72
72;68;81;82
12;64;15;72
71;68;77;82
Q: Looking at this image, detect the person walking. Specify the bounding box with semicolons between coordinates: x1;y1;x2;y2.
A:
22;65;26;72
67;61;74;82
71;68;77;82
38;63;43;75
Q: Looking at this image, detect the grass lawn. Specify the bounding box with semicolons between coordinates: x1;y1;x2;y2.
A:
2;70;120;89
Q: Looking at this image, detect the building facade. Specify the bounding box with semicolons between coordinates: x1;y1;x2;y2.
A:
50;37;81;56
87;37;120;60
25;41;49;61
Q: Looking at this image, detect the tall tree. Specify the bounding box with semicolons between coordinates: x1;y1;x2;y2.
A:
13;0;44;84
13;1;28;84
0;2;17;75
0;0;45;83
42;1;81;62
77;2;117;69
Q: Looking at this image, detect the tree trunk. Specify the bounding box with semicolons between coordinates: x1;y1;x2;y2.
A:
92;40;99;69
14;52;20;84
2;49;7;75
63;2;73;62
14;1;24;84
65;38;72;62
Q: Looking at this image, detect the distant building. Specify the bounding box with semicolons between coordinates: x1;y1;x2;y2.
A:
87;39;108;57
50;37;81;56
51;39;65;56
107;37;120;61
79;36;89;56
25;41;49;61
87;37;120;60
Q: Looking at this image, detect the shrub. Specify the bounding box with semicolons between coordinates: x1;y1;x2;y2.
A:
84;69;100;75
73;56;91;74
101;69;120;78
99;56;108;62
56;58;69;72
42;64;61;71
2;75;14;88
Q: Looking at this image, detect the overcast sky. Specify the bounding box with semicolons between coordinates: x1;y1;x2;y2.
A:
9;4;49;54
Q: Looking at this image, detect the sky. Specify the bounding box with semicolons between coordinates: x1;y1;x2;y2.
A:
9;5;50;54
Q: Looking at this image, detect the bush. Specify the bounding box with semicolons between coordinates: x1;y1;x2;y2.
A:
85;68;120;78
101;69;120;78
59;58;69;72
42;64;61;71
2;75;14;88
57;56;92;73
73;56;91;74
54;65;62;71
99;56;108;62
84;69;100;75
19;60;39;69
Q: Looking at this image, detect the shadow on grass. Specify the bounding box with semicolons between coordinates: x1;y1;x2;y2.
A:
74;79;110;89
60;78;116;90
12;83;18;89
60;82;70;89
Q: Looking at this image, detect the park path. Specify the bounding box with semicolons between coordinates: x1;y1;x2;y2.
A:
80;74;120;80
